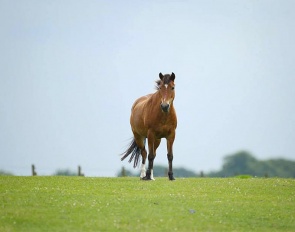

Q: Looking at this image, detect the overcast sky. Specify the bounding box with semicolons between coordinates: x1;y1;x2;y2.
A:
1;0;294;176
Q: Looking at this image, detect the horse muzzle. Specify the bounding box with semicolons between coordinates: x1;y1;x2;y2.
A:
161;102;170;112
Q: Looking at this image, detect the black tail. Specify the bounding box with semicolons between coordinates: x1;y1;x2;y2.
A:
120;138;141;168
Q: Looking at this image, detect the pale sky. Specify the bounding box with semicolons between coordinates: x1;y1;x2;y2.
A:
1;0;294;176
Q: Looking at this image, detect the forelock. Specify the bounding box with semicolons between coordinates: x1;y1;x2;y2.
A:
162;74;172;84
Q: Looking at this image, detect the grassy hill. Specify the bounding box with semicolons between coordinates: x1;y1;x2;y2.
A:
1;176;294;231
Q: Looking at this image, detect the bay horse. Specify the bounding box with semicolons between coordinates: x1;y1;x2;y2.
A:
121;72;177;180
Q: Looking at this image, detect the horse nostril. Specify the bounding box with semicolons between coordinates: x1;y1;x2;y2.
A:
161;103;170;112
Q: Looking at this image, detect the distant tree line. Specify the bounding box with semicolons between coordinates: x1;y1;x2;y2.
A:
54;169;77;176
207;151;295;178
54;166;84;176
0;170;13;176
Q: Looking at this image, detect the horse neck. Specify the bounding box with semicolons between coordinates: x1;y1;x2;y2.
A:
150;90;162;106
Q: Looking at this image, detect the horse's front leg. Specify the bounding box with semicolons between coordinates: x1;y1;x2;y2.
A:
142;135;160;181
143;140;156;181
167;134;176;181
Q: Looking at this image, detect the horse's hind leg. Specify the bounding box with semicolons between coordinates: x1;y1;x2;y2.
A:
133;134;147;179
140;147;147;179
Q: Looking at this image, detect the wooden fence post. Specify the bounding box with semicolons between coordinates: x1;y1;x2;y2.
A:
78;165;84;176
200;171;204;177
32;164;37;176
121;167;126;177
264;172;269;178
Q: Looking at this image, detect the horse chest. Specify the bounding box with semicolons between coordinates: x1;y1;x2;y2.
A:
151;122;175;138
155;128;170;138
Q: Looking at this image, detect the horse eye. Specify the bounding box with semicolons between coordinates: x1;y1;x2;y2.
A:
172;87;175;90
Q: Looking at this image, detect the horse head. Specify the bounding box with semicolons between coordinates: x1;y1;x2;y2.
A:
157;72;176;113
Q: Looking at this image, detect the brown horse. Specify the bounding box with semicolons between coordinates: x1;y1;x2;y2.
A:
121;73;177;180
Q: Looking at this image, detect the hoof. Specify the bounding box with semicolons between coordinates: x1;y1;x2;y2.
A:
141;176;152;181
140;169;155;181
168;172;175;181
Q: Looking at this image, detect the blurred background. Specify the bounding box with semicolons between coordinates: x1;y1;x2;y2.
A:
1;0;294;177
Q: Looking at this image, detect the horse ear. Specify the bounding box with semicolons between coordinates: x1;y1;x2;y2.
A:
159;72;164;80
170;72;175;81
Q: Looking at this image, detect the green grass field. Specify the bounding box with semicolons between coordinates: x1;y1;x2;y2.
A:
1;176;294;231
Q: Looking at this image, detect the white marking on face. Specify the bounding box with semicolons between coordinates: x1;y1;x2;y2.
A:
162;84;168;101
